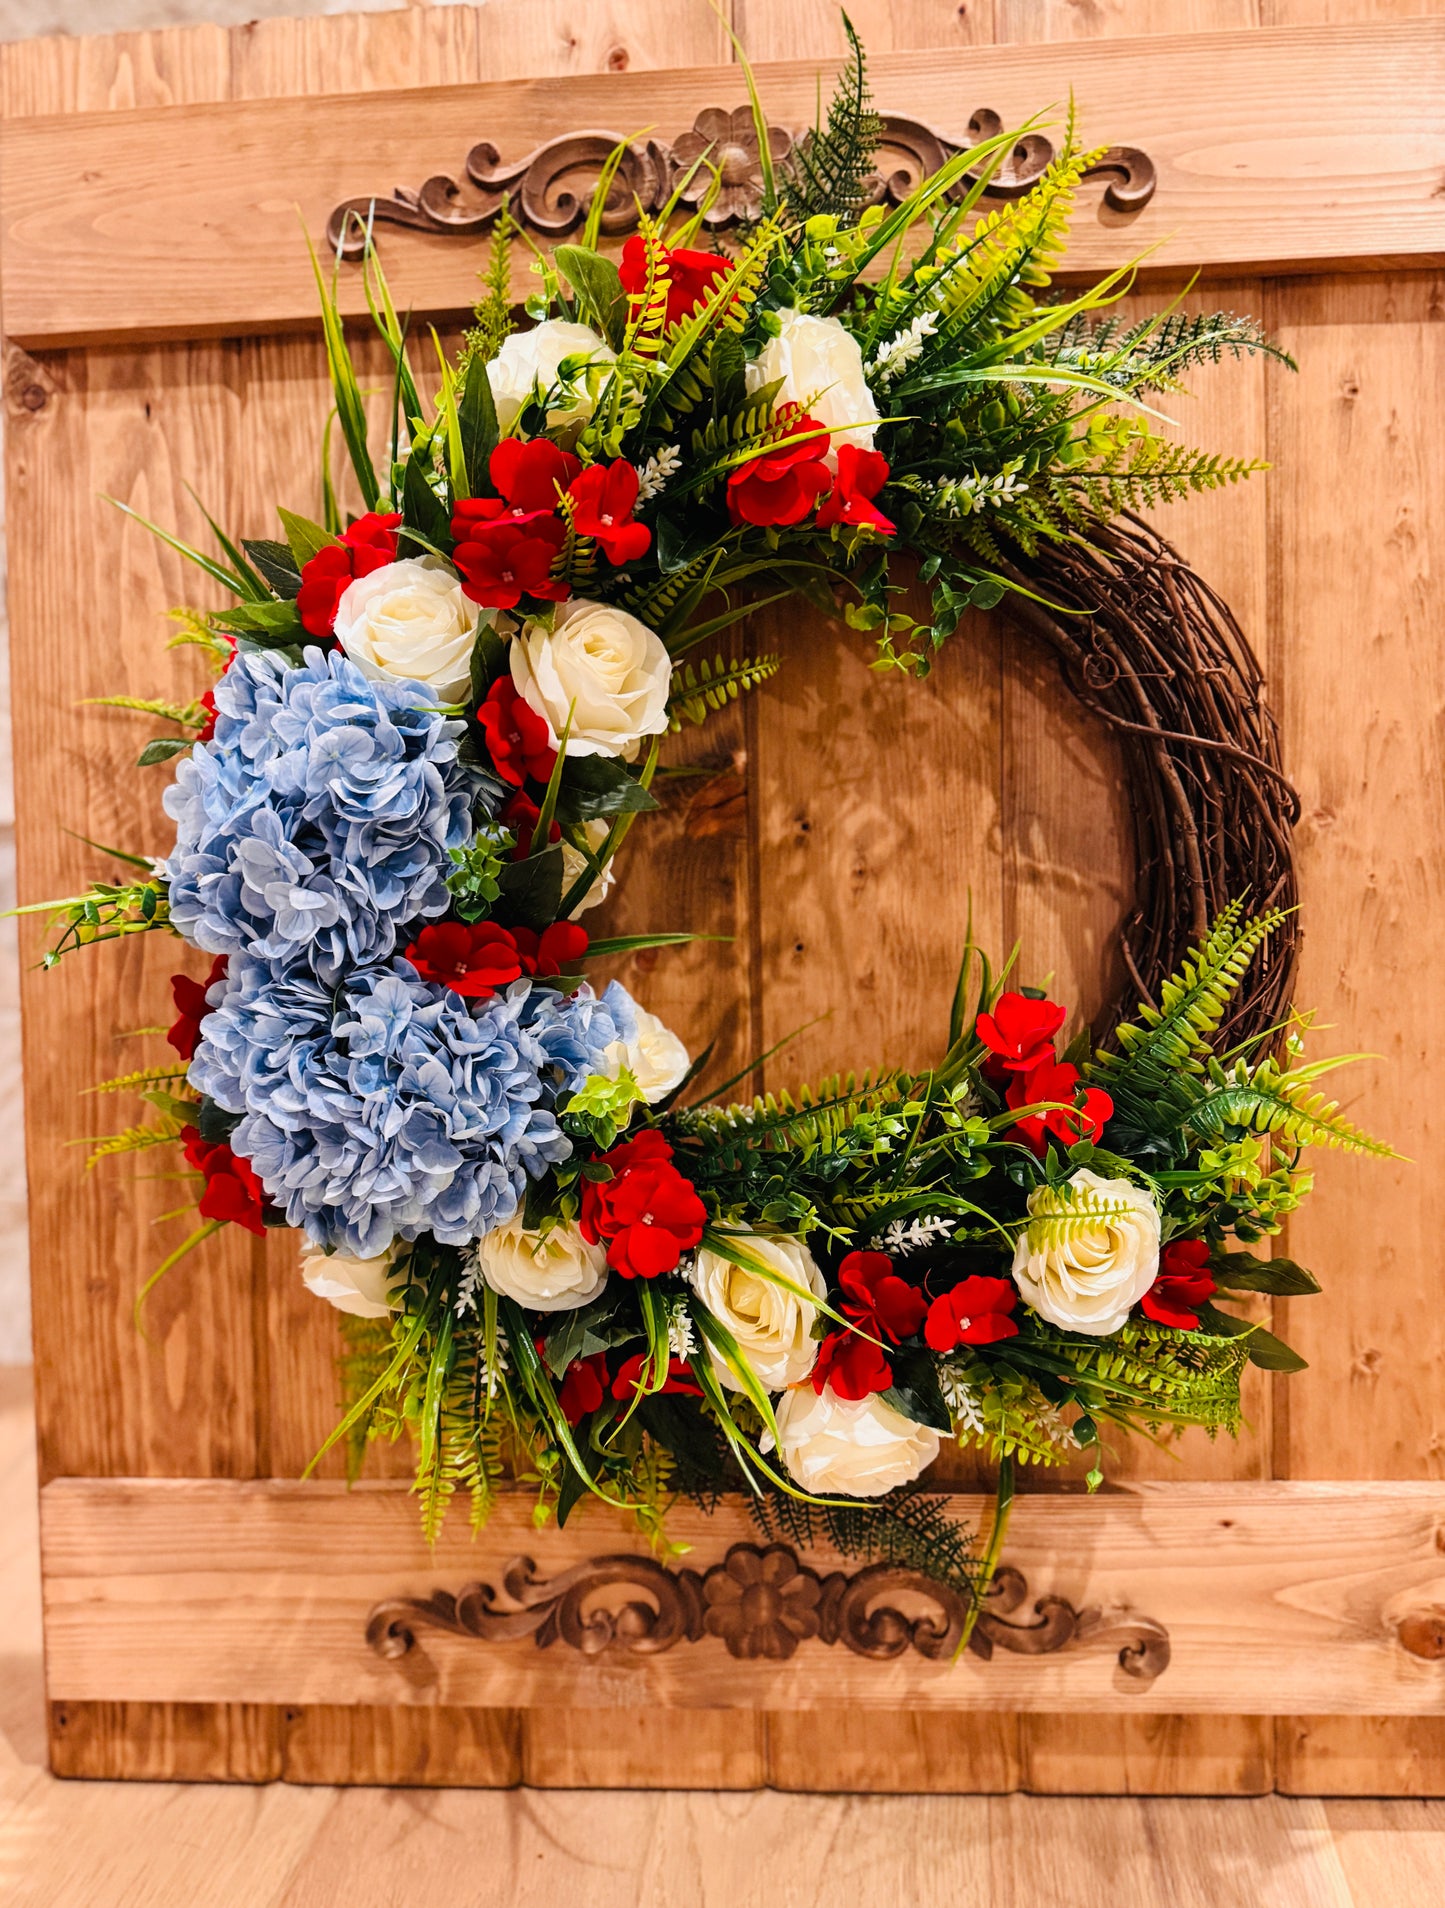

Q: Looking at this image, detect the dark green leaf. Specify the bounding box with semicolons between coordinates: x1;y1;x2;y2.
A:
556;756;661;823
469;623;509;705
400;445;452;555
1208;1248;1322;1297
1197;1303;1255;1339
494;845;563;931
1243;1327;1308;1373
211;599;306;642
137;737;195;767
883;1350;953;1434
556;1460;590;1526
196;1096;242;1144
555;245;629;351
457;348;501;496
243;538;303;599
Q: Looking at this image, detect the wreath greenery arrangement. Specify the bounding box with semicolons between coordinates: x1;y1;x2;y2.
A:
29;32;1392;1623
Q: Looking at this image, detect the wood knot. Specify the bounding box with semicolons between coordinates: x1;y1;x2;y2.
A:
19;382;47;412
1397;1610;1445;1661
606;45;630;72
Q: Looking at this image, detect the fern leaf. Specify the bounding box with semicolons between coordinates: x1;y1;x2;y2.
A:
781;17;884;222
667;652;782;729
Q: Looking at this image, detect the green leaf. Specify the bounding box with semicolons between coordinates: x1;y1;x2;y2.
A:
494;845;563;931
400;445;452;555
556;756;661;823
277;507;338;569
1242;1327;1308;1373
469;622;509;704
243;538;303;598
1208;1248;1322;1298
457;348;501;499
211;599;306;644
711;329;746;418
583;931;722;959
136;736;194;768
306;234;380;512
556;244;629;352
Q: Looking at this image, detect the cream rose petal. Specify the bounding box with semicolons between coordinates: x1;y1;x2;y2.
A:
333;556;475;703
477;1215;609;1313
511;598;672;759
689;1233;825;1392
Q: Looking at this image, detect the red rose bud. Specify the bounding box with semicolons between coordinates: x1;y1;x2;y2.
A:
452;514;568;610
579;1130;706;1280
610;1351;704;1402
618;235;733;330
816;446;896;535
976;992;1067;1073
489;437;581;515
837;1249;926;1343
811;1327;893;1401
557;1350;609;1426
1006;1058;1113;1158
726;407;832;527
924;1276;1019;1353
567;460;651;565
296;511;402;636
181;1126;268;1236
167;954;229;1060
477;678;558;788
1140;1238;1217;1330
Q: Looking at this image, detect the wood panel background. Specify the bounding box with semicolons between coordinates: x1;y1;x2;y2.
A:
4;0;1444;1795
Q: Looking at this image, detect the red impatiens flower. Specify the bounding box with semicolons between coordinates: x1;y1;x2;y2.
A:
451;513;568;610
181;1127;268;1236
611;1351;704;1402
166;954;229;1060
489;437;581;514
837;1249;926;1343
619;234;733;330
1006;1058;1113;1158
501;789;562;859
403;921;526;997
976;992;1067;1073
727;407;832;527
924;1275;1019;1353
557;1350;609;1426
196;686;219;744
567;460;651;565
296;510;402;636
512;921;589;978
815;446;896;535
811;1327;894;1401
477;678;557;788
579;1129;707;1280
1141;1238;1217;1330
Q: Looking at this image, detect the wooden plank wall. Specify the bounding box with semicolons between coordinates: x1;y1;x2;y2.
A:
5;0;1443;1794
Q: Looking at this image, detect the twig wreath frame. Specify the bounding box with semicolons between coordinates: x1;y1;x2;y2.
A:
25;28;1385;1631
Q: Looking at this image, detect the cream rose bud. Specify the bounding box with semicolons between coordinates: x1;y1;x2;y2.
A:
511;598;672;760
301;1244;403;1319
603;1004;690;1105
560;818;617;917
689;1233;825;1392
771;1386;940;1498
333;557;475;704
476;1215;608;1313
1011;1167;1161;1337
747;309;880;467
487;319;616;434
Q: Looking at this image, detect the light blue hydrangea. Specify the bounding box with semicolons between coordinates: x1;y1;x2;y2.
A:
191;953;644;1257
162;646;484;982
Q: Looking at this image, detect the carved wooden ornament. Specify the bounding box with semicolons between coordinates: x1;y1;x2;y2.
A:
326;109;1155;258
366;1542;1170;1680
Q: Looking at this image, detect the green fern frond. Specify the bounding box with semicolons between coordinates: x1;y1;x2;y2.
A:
81;1113;188;1170
1183;1065;1399;1158
668;652;782;729
86;1064;191;1096
80;694;208;728
749;1482;980;1601
781;16;883;222
1063;435;1269;514
165;606;234;660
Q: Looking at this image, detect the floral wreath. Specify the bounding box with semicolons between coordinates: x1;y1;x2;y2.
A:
30;34;1391;1623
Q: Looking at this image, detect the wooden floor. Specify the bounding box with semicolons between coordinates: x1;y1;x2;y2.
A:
1;1373;1441;1907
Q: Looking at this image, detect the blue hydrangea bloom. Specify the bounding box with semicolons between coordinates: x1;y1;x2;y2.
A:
191;954;644;1257
162;646;482;982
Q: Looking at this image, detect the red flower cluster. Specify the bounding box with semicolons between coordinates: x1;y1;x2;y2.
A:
501;788;561;860
166;955;228;1060
619;234;733;331
727;412;897;534
181;1127;268;1236
579;1130;706;1280
477;678;557;788
451;440;649;610
976;992;1113;1157
611;1352;703;1403
810;1249;925;1401
924;1276;1018;1352
1141;1238;1217;1330
552;1347;702;1426
403;919;588;998
296;511;402;636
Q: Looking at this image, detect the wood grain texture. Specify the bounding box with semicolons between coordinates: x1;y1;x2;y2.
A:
6;23;1445;346
47;1700;281;1782
281;1703;521;1788
1279;1717;1445;1798
37;1478;1445;1715
524;1708;766;1788
1024;1714;1275;1794
766;1709;1024;1791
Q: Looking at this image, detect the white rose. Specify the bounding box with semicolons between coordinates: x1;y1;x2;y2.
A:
1011;1167;1161;1337
770;1385;940;1498
334;557;475;703
301;1243;404;1319
477;1215;608;1313
561;818;618;917
689;1232;825;1392
748;309;880;467
487;319;616;434
511;598;672;760
603;1003;691;1105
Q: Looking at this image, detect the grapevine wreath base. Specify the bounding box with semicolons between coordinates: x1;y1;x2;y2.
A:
28;30;1385;1634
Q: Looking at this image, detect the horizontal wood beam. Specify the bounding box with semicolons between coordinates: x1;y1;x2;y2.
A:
40;1478;1445;1715
2;21;1443;348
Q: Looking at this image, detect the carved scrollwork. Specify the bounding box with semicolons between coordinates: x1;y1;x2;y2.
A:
365;1541;1169;1681
326;109;1155;259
